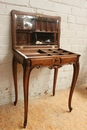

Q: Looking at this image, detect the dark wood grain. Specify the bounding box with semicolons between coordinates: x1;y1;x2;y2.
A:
11;10;80;128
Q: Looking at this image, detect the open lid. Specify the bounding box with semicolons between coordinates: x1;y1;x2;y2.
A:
11;10;61;49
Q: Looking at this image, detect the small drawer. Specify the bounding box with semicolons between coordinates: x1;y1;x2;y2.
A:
53;22;57;31
41;21;47;31
47;21;53;31
31;58;53;67
60;56;77;65
35;20;41;31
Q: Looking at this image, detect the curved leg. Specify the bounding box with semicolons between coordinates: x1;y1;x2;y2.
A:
12;56;18;106
68;62;79;112
23;63;31;128
53;67;58;96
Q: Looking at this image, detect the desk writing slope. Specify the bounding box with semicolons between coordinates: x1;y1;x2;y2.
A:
11;10;80;128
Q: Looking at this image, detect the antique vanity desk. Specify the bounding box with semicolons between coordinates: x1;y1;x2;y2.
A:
11;10;80;128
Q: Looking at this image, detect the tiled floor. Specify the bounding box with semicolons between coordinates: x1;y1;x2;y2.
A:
0;85;87;130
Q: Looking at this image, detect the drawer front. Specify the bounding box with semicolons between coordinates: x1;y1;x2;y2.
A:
60;56;77;65
31;58;54;67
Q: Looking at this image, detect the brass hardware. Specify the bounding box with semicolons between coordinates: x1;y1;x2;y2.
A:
52;45;55;49
20;46;23;49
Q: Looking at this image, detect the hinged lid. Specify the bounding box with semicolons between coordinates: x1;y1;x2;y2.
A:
11;10;61;49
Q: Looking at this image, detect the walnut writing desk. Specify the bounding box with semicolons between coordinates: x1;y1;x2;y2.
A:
11;10;80;128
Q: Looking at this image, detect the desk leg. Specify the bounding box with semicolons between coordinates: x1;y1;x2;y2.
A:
68;62;79;112
12;56;18;106
53;67;58;96
23;65;30;128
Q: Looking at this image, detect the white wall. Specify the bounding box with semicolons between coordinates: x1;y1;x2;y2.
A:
0;0;87;105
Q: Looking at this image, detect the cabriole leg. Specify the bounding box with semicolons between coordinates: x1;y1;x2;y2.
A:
68;62;79;112
12;56;18;106
23;64;31;128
